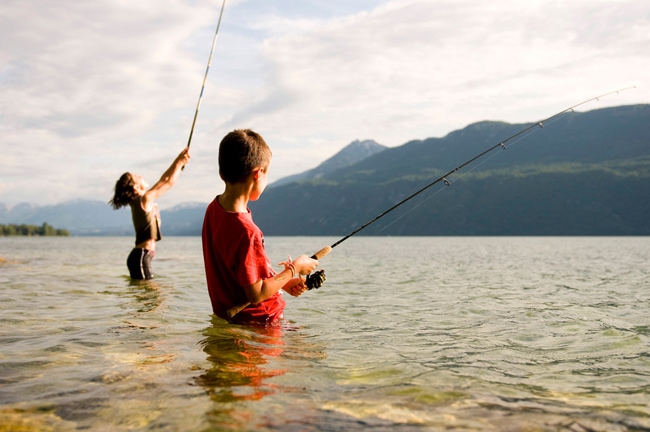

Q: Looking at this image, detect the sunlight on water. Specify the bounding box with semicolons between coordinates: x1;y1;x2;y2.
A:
0;236;649;431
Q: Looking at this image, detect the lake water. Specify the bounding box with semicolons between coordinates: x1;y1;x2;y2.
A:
0;236;649;431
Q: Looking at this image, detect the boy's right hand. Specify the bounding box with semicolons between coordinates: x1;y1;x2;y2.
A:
292;254;318;275
282;277;308;297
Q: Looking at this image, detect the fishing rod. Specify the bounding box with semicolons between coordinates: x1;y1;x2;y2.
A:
226;87;634;319
182;0;227;169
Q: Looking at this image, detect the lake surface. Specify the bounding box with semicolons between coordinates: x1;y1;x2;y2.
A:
0;236;649;431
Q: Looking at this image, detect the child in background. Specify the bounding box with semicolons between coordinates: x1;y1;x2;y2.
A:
202;129;318;325
110;147;191;279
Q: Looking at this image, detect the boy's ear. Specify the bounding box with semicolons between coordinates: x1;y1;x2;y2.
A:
252;166;263;181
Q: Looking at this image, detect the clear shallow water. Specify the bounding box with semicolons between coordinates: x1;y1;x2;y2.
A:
0;236;649;431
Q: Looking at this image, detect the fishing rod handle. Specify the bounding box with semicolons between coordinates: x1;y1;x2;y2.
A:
311;245;332;260
225;245;332;319
226;302;249;319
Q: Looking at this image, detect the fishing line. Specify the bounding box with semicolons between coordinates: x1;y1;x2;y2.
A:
182;0;227;169
374;109;576;234
225;87;634;319
323;87;635;248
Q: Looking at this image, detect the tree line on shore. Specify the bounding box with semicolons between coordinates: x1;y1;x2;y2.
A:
0;223;70;236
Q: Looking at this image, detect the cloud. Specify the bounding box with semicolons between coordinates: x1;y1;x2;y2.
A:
1;0;222;205
243;0;649;145
1;0;648;208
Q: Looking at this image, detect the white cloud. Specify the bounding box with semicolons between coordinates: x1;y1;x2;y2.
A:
218;0;649;184
1;0;648;208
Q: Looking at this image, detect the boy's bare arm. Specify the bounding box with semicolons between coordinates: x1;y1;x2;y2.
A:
244;255;318;303
244;267;292;304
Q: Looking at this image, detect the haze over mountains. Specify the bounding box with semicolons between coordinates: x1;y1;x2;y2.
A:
2;104;649;236
0;137;390;235
270;139;387;187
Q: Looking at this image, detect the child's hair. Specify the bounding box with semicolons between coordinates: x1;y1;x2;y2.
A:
219;129;272;184
109;172;138;209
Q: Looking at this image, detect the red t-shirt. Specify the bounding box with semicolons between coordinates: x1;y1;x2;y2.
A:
202;196;285;324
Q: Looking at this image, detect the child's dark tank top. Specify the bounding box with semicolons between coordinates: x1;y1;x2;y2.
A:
129;198;162;246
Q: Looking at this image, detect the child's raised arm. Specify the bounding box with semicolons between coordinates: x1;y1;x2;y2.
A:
142;147;191;208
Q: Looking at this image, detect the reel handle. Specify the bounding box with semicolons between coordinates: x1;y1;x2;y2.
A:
225;245;332;319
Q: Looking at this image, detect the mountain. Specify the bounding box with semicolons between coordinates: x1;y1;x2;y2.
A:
158;202;207;236
270;139;387;187
249;104;650;236
2;104;648;236
0;200;207;236
0;139;388;235
0;200;133;235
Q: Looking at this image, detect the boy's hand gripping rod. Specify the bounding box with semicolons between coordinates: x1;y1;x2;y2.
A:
226;246;331;319
226;87;634;319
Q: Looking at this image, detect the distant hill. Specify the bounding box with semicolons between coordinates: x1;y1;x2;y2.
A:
0;200;207;236
270;139;387;187
1;104;648;236
0;200;132;236
250;104;650;236
0;139;387;236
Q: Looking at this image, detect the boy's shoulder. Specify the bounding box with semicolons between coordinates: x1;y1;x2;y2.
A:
205;199;258;230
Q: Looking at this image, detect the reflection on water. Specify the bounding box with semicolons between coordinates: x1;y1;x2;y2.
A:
197;317;286;403
197;320;286;430
195;317;332;430
1;236;649;431
127;278;163;314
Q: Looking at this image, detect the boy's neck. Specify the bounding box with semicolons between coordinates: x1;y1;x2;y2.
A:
218;185;250;213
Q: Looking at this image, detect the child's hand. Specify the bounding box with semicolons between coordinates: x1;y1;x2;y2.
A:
292;254;318;275
177;146;191;165
282;277;307;297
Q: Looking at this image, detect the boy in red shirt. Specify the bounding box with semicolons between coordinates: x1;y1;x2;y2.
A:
202;129;319;325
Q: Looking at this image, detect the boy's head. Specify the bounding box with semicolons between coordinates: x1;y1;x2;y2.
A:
219;129;272;184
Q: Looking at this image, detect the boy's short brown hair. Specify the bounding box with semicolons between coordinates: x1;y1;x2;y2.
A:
218;129;272;184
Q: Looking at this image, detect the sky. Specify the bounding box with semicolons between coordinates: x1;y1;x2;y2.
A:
1;0;649;209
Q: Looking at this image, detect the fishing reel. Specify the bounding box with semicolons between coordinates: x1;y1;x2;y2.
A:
306;270;326;290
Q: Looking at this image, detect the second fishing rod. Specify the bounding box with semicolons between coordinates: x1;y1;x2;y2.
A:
182;0;227;170
226;87;633;318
